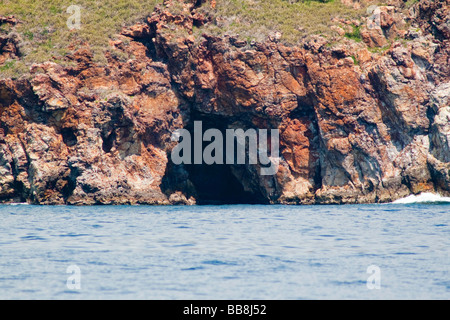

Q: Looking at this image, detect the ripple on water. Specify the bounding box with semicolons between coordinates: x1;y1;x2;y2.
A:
393;252;418;255
20;235;47;241
57;233;90;238
202;260;239;266
181;266;205;271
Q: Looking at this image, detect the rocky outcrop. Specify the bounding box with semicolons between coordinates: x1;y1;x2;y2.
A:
0;43;188;205
0;15;21;65
0;0;449;205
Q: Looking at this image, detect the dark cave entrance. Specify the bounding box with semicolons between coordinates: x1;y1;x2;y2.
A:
162;112;268;205
187;163;264;205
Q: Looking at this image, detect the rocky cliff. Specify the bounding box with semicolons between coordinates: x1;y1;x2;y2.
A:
0;0;449;205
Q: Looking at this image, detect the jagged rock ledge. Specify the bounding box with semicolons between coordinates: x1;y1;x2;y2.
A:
0;0;449;205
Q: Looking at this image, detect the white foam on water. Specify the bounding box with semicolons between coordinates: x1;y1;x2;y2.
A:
4;202;30;206
392;192;450;204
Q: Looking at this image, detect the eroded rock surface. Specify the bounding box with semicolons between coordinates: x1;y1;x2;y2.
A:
0;0;449;204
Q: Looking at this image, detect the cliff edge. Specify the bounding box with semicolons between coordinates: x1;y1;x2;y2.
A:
0;0;449;205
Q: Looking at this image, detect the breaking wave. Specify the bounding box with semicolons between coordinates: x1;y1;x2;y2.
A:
392;192;450;204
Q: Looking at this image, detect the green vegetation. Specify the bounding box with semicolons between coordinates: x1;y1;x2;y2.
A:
405;0;420;8
367;43;391;54
344;25;362;42
0;0;385;76
0;0;161;68
205;0;383;43
0;59;15;72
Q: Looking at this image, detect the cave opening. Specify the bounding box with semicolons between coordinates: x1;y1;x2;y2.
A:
162;112;268;205
187;162;264;205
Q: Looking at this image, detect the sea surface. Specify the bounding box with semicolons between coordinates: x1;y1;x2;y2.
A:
0;197;449;300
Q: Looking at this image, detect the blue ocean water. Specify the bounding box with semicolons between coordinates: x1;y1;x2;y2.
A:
0;203;448;300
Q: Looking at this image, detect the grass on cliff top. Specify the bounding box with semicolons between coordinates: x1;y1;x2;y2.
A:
0;0;384;78
0;0;161;77
205;0;378;43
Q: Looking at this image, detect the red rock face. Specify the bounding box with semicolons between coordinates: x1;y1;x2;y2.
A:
0;38;187;205
0;0;449;204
